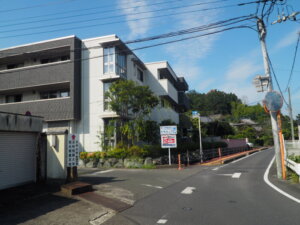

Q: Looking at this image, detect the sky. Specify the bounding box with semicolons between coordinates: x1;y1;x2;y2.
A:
0;0;299;117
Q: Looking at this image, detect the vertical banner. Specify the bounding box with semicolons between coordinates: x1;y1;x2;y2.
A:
67;134;79;167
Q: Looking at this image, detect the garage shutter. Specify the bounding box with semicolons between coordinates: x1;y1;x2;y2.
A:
0;132;37;190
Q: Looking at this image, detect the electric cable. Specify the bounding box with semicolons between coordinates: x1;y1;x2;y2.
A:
285;32;300;91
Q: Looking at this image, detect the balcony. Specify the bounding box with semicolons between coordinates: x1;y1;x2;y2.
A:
158;79;178;103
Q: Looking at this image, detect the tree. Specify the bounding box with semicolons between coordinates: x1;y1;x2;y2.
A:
187;89;241;115
106;80;159;145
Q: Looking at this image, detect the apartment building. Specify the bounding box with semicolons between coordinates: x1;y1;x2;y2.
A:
0;35;189;152
0;36;82;132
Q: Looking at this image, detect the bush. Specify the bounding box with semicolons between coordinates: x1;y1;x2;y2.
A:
288;154;300;163
128;145;147;158
107;146;128;159
80;152;88;160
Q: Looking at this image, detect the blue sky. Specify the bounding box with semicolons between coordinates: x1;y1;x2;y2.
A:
0;0;299;116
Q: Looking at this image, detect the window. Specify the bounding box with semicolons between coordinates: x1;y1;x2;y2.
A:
103;82;112;111
41;55;70;64
104;47;115;74
40;90;70;99
5;94;22;103
7;63;24;70
137;68;144;82
103;47;126;76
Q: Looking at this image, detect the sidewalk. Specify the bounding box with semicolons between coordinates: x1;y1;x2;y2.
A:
0;182;110;225
268;161;300;201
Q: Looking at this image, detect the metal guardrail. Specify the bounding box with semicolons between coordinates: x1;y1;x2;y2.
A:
284;140;300;175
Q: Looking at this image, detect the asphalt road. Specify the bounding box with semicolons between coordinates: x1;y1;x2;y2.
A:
102;149;300;225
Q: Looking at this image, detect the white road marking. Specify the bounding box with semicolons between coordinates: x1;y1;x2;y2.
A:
141;184;163;189
157;219;168;224
232;172;242;178
94;169;114;174
264;157;300;204
181;187;196;194
212;167;219;171
217;174;233;176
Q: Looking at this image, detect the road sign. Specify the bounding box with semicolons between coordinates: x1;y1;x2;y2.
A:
192;111;199;118
161;135;177;148
263;91;283;112
160;126;177;135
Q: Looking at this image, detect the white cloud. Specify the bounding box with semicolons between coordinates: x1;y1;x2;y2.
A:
274;27;300;50
225;58;262;80
119;0;153;39
197;78;216;91
164;0;222;82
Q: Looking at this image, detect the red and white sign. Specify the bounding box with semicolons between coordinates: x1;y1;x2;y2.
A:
161;135;177;148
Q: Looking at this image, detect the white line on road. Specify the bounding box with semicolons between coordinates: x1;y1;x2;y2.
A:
157;219;168;224
141;184;163;189
212;167;219;171
232;172;242;178
181;187;196;194
93;169;115;174
264;157;300;204
217;174;233;176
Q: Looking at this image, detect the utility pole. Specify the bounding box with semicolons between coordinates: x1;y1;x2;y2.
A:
198;113;203;163
288;87;295;141
257;18;283;178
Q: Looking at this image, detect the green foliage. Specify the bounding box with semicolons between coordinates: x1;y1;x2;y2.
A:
105;80;159;146
287;168;299;183
139;120;160;144
187;89;241;115
203;121;234;137
127;145;148;158
79;152;88;160
107;146;128;159
288;154;300;163
231;102;268;123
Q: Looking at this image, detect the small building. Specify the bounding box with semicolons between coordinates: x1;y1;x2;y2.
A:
0;112;43;190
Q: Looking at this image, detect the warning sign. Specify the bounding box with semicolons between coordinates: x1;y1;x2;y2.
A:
161;135;177;148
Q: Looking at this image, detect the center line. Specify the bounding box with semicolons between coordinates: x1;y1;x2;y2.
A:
181;187;196;194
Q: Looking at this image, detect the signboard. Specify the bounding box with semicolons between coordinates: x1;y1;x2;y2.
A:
161;135;177;148
263;91;283;112
160;126;177;135
67;134;79;167
192;111;199;118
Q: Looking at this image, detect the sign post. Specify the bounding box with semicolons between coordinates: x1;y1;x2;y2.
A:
160;126;177;165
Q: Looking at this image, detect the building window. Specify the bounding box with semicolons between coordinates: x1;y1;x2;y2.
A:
103;47;126;76
41;55;70;64
6;63;24;70
40;90;70;99
137;68;144;82
5;94;22;103
103;82;112;111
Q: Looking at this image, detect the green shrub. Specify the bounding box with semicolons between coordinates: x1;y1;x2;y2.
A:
79;152;88;160
128;145;147;158
107;146;128;159
288;154;300;163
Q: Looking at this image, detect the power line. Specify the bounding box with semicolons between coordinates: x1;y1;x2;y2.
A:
0;4;253;40
285;31;300;91
0;0;78;13
0;24;254;74
0;14;255;55
266;51;289;106
0;0;230;27
0;1;248;34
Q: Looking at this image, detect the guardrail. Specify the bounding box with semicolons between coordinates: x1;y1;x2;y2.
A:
284;140;300;176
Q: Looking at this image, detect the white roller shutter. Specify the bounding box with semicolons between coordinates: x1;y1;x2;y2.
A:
0;132;37;190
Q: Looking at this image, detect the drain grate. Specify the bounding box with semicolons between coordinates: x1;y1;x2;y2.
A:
78;192;132;212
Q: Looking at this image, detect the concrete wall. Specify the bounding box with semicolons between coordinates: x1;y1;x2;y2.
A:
46;134;67;179
0;112;43;132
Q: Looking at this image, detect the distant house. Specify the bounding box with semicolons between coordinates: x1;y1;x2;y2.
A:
230;118;262;131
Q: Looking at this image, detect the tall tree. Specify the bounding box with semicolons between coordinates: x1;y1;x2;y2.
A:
106;79;159;145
